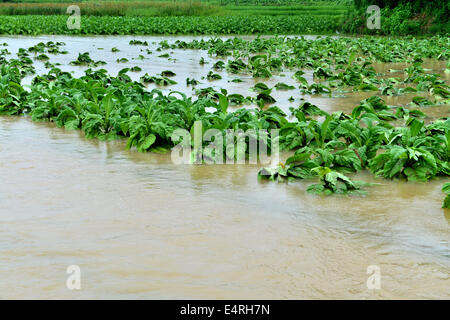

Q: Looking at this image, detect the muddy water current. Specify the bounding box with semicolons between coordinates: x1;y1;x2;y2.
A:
0;35;448;299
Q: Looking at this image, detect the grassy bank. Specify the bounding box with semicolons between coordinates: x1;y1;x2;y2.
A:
0;1;348;17
0;1;224;16
0;0;346;4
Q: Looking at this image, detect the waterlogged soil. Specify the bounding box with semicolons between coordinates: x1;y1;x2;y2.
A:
0;35;449;299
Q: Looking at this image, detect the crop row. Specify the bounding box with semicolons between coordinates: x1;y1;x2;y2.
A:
0;15;342;35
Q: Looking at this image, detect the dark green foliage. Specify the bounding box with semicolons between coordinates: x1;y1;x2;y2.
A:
0;15;342;36
346;0;449;35
443;183;450;209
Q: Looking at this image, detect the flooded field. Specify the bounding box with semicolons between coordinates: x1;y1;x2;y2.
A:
0;36;449;299
4;35;449;116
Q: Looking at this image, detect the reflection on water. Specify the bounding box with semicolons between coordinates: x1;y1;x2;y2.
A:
0;116;449;299
0;35;449;299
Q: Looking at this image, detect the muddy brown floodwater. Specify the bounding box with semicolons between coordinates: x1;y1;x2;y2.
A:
0;36;449;299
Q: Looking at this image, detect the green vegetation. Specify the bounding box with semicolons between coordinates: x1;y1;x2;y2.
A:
0;0;350;35
443;183;450;208
0;0;348;4
223;4;346;17
0;0;348;17
0;15;342;35
343;0;449;35
0;1;224;17
0;0;446;35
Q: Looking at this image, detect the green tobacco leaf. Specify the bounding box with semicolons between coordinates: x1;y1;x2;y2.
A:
139;134;156;152
443;183;450;194
443;194;450;209
275;82;295;90
443;182;450;208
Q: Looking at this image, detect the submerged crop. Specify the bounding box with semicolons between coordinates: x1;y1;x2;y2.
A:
0;35;448;202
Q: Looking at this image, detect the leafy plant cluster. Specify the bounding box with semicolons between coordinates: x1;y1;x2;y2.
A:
258;95;449;196
0;61;290;160
443;183;450;208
